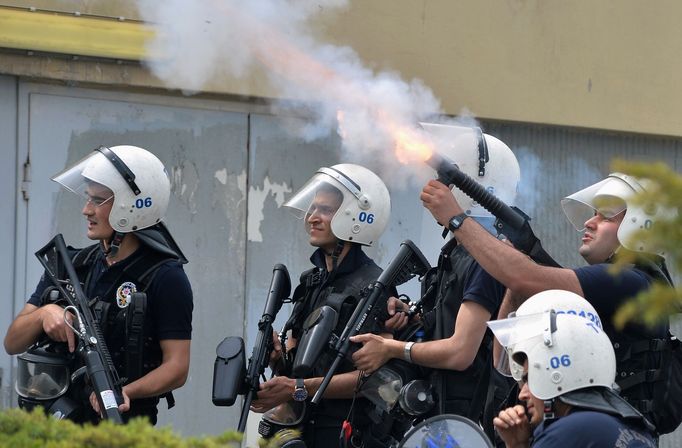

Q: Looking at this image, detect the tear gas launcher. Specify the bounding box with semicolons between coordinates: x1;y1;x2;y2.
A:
311;240;431;404
36;234;124;423
211;264;291;433
425;152;562;268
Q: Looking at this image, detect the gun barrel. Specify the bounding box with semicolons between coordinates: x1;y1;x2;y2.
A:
37;235;124;422
263;264;290;320
84;348;124;423
426;153;525;230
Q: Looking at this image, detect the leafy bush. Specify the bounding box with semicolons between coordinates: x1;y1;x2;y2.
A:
611;160;682;328
0;408;242;448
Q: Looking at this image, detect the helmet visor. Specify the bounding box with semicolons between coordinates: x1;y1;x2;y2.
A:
561;177;627;231
283;175;345;221
488;311;556;380
52;151;114;205
15;357;69;400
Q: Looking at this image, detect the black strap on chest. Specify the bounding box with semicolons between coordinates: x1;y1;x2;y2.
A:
72;243;180;408
421;239;473;340
288;263;379;332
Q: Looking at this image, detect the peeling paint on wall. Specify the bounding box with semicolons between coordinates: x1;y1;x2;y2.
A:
247;176;292;242
214;168;228;185
171;162;199;215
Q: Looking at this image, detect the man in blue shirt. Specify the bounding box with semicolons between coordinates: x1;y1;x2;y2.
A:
490;303;656;447
421;171;673;433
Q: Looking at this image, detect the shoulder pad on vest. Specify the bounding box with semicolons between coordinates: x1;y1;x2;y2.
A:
71;243;100;268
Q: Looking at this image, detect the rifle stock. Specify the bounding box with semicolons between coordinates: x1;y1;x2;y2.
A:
425;153;561;267
311;240;430;404
35;234;124;423
238;263;291;433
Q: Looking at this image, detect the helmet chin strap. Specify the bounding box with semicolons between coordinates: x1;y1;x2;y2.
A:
102;231;126;259
543;398;557;422
327;240;346;272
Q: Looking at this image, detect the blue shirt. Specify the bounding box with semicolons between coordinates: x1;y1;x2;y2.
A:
573;263;666;338
533;410;656;447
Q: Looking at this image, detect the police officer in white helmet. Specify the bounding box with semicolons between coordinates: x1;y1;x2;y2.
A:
5;145;193;425
351;125;517;438
251;163;391;447
489;304;655;447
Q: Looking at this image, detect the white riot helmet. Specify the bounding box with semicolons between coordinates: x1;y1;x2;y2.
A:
52;145;170;233
283;164;390;246
561;173;665;257
497;290;603;379
419;123;520;218
488;312;616;400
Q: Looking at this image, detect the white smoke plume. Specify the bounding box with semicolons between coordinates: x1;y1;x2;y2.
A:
135;0;461;187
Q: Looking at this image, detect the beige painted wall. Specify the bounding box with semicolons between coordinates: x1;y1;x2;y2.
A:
1;0;680;137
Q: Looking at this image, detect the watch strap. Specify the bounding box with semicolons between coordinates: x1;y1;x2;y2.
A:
448;213;470;232
404;341;415;363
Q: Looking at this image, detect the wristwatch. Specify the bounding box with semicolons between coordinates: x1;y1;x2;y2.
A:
403;341;415;363
292;378;308;402
448;213;469;232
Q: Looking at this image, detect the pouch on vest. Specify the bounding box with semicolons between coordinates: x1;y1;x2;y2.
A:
650;336;682;434
125;292;147;382
212;336;246;406
617;334;682;434
292;305;338;378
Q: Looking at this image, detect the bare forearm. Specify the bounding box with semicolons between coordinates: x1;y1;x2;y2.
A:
453;220;581;296
124;360;188;400
4;307;44;354
369;337;474;371
304;370;361;399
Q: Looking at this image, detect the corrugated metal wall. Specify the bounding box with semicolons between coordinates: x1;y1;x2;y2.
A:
1;77;680;444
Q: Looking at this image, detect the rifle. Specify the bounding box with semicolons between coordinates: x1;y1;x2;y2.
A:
237;264;291;432
35;234;124;423
311;240;430;404
425;152;561;268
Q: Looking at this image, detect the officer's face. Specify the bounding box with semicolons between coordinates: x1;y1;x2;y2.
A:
306;190;342;252
578;210;624;264
517;362;544;428
82;183;115;241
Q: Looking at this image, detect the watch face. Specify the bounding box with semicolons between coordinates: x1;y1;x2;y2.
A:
292;388;308;401
449;213;468;230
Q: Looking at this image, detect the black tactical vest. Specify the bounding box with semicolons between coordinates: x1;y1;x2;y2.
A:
610;254;675;432
73;244;181;410
420;240;493;421
284;247;382;427
288;260;382;378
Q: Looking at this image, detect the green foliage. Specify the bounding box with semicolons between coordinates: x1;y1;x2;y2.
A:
610;160;682;328
0;408;242;448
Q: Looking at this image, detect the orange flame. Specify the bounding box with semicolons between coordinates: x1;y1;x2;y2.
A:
393;126;435;164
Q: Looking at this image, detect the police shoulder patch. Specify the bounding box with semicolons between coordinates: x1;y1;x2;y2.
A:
116;281;137;308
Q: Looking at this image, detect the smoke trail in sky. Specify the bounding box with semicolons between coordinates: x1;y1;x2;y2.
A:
136;0;459;185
